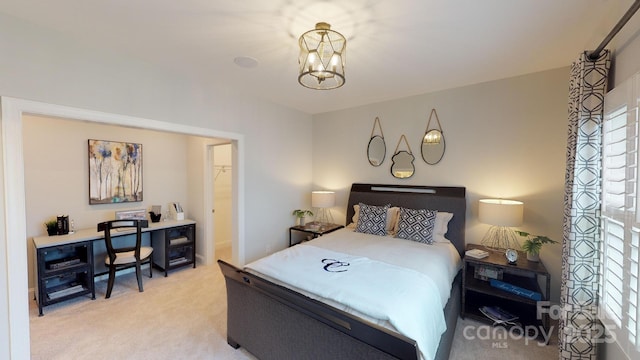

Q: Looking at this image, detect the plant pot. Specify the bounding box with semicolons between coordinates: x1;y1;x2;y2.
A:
47;228;57;236
526;252;540;262
299;217;306;227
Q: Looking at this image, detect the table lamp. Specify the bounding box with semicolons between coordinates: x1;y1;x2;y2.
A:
478;199;524;250
312;191;335;224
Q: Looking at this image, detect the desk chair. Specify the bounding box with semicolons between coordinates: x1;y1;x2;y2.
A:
97;219;153;299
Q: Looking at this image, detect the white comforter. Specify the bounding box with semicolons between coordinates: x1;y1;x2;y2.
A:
244;228;462;360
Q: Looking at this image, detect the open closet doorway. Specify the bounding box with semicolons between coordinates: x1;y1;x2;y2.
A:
210;143;233;263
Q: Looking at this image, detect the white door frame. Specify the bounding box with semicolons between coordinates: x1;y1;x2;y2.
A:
202;142;235;265
0;96;245;359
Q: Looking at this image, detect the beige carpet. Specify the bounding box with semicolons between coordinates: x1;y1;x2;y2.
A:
30;246;559;359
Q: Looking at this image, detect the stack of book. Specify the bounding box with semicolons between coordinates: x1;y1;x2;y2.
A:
48;284;84;300
465;248;489;259
169;257;189;266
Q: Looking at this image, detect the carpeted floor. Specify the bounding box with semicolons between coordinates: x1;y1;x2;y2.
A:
30;246;559;359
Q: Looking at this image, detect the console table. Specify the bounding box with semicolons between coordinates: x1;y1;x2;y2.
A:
33;219;196;315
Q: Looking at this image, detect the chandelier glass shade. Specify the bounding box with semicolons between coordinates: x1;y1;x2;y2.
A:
298;22;346;90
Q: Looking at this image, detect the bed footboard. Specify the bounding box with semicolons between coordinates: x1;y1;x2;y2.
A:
219;260;419;360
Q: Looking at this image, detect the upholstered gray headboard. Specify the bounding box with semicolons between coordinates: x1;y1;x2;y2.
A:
346;183;466;256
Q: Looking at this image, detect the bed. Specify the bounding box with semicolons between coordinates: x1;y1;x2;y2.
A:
218;183;466;360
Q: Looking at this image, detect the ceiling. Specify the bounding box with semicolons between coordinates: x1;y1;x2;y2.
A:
1;0;636;115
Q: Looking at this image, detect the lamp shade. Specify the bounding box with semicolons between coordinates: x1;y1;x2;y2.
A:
478;199;523;227
312;191;335;208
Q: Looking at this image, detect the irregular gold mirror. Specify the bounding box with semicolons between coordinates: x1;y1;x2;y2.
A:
367;117;386;166
391;135;415;179
421;109;446;165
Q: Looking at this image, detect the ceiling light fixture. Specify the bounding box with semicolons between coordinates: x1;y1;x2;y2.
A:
298;22;346;90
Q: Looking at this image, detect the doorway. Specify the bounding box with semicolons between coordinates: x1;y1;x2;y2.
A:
0;96;245;359
211;143;233;262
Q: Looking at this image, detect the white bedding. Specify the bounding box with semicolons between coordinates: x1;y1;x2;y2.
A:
244;228;462;360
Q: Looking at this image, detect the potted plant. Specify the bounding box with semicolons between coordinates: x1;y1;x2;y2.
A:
292;209;314;227
516;231;557;262
44;219;58;236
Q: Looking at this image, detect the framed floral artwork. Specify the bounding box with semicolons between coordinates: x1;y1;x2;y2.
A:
88;139;143;204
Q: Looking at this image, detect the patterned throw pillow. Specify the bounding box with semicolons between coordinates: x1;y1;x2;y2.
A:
355;203;390;236
396;207;437;244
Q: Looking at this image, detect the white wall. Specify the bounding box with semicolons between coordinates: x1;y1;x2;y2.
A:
185;136;223;265
0;12;313;260
0;12;312;359
312;67;569;303
22;114;193;289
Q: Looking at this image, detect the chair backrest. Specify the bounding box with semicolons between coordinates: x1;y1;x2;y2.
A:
97;220;149;264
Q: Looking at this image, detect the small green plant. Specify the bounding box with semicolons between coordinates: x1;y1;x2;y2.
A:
292;209;314;218
516;231;557;255
44;219;57;235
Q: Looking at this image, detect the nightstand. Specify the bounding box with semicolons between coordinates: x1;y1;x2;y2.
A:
462;244;551;341
289;222;344;247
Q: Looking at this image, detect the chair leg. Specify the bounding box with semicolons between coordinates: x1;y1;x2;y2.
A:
148;257;153;278
106;266;116;299
135;262;144;292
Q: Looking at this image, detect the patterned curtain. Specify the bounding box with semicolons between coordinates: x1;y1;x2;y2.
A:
560;50;610;359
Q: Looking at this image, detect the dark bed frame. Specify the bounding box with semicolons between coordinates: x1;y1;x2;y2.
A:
218;183;466;360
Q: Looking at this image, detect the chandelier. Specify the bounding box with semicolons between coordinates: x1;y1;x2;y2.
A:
298;22;346;90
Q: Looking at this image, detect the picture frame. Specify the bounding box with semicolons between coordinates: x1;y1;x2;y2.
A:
88;139;143;204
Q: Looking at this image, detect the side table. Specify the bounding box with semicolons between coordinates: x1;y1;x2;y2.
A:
461;244;551;342
289;222;344;246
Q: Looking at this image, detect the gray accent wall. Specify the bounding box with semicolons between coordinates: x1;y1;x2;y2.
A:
311;67;570;304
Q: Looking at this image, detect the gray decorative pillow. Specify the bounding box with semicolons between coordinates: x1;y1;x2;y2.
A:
355;203;390;236
396;207;437;244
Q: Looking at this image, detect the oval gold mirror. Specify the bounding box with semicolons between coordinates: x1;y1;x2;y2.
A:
368;135;386;166
421;129;446;165
367;117;386;166
421;109;446;165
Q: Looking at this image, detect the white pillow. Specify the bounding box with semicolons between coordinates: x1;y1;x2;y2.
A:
351;205;452;240
352;204;399;235
433;212;453;243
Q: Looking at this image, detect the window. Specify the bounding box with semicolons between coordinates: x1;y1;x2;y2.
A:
601;77;640;358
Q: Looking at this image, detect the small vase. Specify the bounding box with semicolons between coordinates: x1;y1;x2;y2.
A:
527;252;540;262
299;217;306;227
